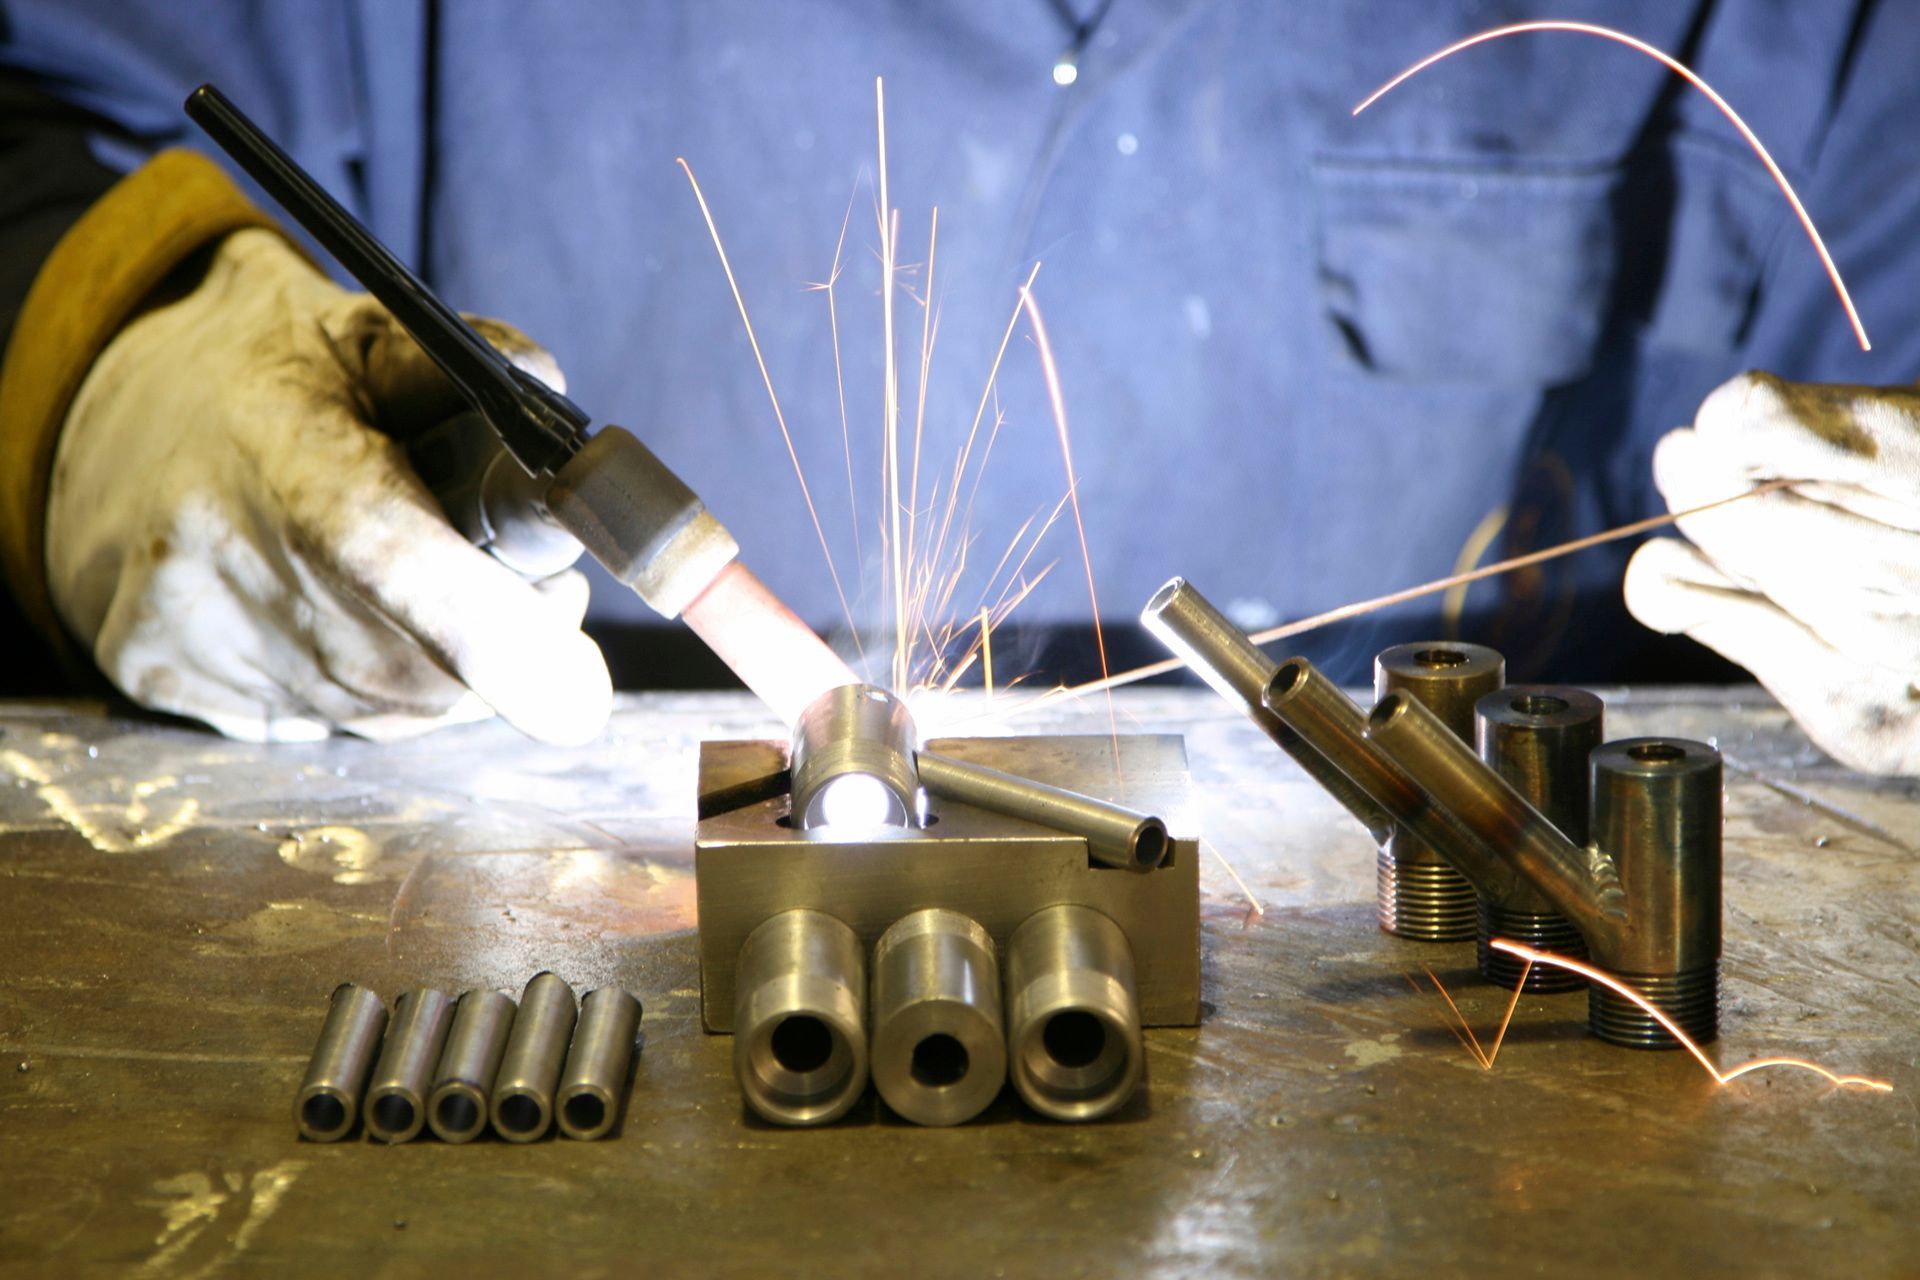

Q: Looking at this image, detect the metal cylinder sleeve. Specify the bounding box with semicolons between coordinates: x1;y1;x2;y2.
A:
427;989;517;1143
1475;687;1604;993
1003;905;1143;1122
365;989;456;1143
557;987;644;1140
294;983;389;1142
869;909;1006;1126
1585;739;1722;1049
789;684;920;831
491;972;579;1142
1374;642;1506;941
733;910;869;1126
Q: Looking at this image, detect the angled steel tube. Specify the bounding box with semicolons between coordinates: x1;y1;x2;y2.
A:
1140;578;1394;843
916;751;1169;871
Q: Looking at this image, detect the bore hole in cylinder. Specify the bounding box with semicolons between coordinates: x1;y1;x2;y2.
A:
1271;661;1305;696
1413;648;1468;668
496;1093;543;1135
910;1033;970;1088
1629;742;1686;763
302;1093;346;1134
1042;1011;1107;1069
770;1015;834;1074
370;1093;414;1136
1367;694;1405;729
436;1093;479;1135
1132;824;1168;869
563;1092;606;1133
1511;693;1569;717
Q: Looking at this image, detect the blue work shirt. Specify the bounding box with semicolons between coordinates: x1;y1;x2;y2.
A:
6;1;1917;684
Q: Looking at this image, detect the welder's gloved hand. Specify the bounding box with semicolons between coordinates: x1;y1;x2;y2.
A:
46;228;612;745
1625;371;1920;776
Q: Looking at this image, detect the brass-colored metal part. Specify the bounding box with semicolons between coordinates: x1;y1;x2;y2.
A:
789;684;919;830
428;988;517;1144
733;909;869;1126
1140;578;1395;842
1003;904;1144;1122
1373;643;1505;941
869;909;1005;1127
294;983;388;1142
694;734;1200;1035
1474;686;1602;993
365;989;455;1144
491;972;578;1142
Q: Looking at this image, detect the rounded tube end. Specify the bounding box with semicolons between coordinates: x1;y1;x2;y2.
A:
736;1009;869;1126
427;1081;490;1144
490;1086;553;1143
556;1082;618;1140
872;1002;1007;1127
790;684;920;833
364;1085;426;1144
1004;906;1143;1123
295;1086;356;1143
1139;577;1187;625
1128;818;1170;870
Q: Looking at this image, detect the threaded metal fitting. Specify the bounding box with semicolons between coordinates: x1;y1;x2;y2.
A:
1476;899;1587;993
1587;966;1718;1049
1376;849;1478;941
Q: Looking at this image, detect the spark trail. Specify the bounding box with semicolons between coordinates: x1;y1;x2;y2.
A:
1353;20;1870;351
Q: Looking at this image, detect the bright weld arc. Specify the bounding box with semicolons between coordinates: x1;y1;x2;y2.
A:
1486;940;1894;1092
1353;19;1870;352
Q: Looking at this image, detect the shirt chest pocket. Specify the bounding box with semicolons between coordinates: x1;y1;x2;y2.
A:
1312;157;1623;385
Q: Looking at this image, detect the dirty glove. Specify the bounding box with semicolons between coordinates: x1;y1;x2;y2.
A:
1624;371;1920;775
46;228;612;745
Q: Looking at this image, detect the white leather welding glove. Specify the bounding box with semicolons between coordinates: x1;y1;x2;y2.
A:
46;228;612;745
1624;371;1920;775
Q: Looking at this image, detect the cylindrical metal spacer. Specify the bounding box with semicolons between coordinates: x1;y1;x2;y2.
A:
869;909;1006;1127
733;909;869;1126
365;989;455;1143
427;988;517;1143
1587;966;1719;1049
294;983;388;1142
556;987;643;1140
789;684;920;830
491;972;578;1142
1003;904;1143;1122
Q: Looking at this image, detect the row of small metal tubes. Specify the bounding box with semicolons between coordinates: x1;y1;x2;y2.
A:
733;904;1145;1128
295;974;641;1143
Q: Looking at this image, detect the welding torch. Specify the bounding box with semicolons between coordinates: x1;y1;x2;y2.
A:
185;85;852;726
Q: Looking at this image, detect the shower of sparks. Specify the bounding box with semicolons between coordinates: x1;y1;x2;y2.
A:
1353;20;1870;352
676;157;862;646
805;186;865;571
876;78;909;693
1417;941;1893;1092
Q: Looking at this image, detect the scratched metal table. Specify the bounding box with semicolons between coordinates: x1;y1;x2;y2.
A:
1;687;1914;1278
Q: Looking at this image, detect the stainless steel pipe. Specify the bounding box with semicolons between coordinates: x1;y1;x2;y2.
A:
365;988;455;1143
491;972;578;1142
1372;643;1505;941
1141;578;1394;843
733;909;869;1126
917;751;1169;870
1003;905;1143;1122
789;683;920;829
869;909;1006;1126
1475;687;1602;992
428;988;517;1143
557;986;643;1140
294;983;388;1142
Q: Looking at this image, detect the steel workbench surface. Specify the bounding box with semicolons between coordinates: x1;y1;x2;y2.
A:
1;687;1915;1277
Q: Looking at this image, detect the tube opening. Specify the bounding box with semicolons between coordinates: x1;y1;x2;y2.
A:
1511;693;1569;717
436;1092;480;1135
1141;577;1184;621
563;1091;607;1133
1628;742;1686;763
771;1015;834;1074
1368;693;1407;729
910;1033;971;1088
496;1092;545;1136
1043;1011;1106;1069
1270;661;1305;698
1413;647;1468;669
370;1093;414;1137
1131;822;1169;869
301;1092;346;1135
